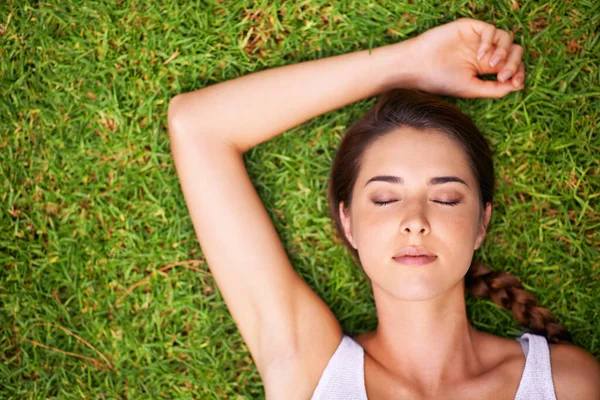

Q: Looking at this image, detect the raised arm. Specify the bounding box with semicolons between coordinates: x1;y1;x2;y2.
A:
169;18;525;153
167;18;526;397
169;40;405;154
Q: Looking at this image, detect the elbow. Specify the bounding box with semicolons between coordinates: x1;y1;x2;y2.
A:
167;94;205;157
167;93;242;154
167;94;188;139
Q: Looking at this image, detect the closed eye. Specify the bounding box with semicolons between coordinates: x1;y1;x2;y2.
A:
372;200;459;207
434;200;459;207
373;200;397;206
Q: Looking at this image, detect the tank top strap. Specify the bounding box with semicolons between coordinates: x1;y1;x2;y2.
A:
310;334;367;400
514;332;557;400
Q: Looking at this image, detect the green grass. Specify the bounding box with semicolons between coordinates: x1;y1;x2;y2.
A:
1;0;599;398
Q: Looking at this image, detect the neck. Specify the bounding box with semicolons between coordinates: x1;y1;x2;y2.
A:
368;281;482;392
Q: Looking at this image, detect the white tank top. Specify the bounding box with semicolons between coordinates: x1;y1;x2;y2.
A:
310;332;556;400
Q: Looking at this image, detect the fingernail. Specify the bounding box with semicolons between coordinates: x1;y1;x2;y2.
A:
500;71;511;82
477;51;486;61
516;77;523;85
490;56;501;67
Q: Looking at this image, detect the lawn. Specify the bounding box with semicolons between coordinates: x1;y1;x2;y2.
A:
1;0;599;398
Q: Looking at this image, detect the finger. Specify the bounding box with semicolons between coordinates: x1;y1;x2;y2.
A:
466;76;516;99
489;30;514;68
475;24;496;61
511;61;526;88
498;44;524;83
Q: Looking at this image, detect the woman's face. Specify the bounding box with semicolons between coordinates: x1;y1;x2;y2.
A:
339;127;491;301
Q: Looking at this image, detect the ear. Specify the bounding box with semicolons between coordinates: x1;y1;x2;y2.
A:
339;201;357;249
474;202;492;250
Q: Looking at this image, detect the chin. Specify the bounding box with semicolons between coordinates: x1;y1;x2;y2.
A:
377;279;446;302
367;257;471;300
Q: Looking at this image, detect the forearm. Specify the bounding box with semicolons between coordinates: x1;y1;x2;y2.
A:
168;40;416;153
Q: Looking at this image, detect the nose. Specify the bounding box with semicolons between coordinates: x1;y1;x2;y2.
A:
399;202;431;235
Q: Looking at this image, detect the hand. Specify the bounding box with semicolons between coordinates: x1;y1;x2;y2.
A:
400;18;526;98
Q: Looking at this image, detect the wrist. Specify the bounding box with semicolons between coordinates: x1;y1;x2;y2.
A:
375;39;422;92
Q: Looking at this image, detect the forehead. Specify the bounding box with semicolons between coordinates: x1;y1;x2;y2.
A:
357;127;474;186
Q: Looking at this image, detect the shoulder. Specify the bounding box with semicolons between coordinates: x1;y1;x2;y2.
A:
549;341;600;400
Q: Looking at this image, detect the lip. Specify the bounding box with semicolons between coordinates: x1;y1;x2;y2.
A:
392;247;437;266
393;247;436;258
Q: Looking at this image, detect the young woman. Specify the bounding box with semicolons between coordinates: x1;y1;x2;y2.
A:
167;17;600;399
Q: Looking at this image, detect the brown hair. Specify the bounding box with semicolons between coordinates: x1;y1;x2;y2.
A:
327;88;572;344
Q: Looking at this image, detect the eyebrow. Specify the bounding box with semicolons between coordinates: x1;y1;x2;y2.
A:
364;175;469;188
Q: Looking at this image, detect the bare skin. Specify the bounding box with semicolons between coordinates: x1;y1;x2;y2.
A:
338;127;521;398
356;329;527;399
337;127;516;398
168;17;600;400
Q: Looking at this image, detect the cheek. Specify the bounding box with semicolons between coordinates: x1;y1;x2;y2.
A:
351;213;391;259
437;209;477;234
435;208;482;261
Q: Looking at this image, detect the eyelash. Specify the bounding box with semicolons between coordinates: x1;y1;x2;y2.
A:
373;200;459;207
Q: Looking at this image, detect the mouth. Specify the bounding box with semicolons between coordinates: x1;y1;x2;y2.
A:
392;247;437;266
392;255;438;266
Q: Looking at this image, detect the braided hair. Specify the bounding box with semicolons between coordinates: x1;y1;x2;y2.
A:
465;260;571;343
